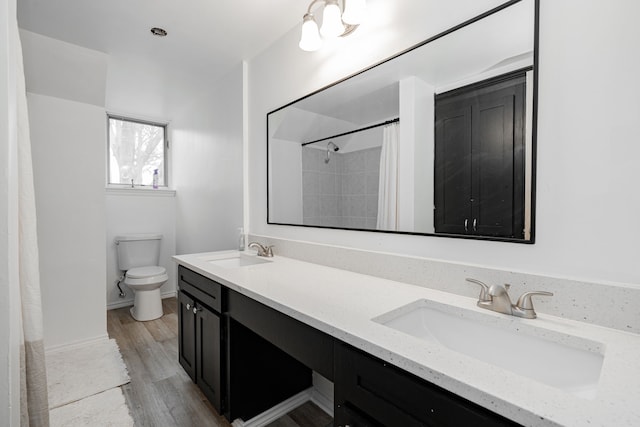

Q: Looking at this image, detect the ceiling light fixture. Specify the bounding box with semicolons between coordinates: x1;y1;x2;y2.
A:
150;27;167;37
299;0;366;52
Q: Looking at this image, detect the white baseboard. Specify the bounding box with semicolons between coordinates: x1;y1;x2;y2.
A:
311;371;334;416
107;290;177;310
231;389;314;427
45;334;110;354
310;388;334;417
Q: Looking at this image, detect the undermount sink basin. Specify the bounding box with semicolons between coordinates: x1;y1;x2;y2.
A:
201;254;271;268
373;299;604;399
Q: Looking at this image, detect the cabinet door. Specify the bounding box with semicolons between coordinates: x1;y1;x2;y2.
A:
434;103;473;234
196;304;222;413
178;291;196;381
473;86;524;238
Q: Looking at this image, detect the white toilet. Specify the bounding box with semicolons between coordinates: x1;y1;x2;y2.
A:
115;233;168;321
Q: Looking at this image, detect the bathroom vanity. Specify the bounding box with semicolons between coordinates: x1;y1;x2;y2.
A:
174;251;640;427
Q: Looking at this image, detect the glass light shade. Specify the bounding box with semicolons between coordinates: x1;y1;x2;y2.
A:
342;0;366;25
299;14;322;51
320;0;344;38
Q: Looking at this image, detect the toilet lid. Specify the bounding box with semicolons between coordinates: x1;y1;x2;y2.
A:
127;266;166;279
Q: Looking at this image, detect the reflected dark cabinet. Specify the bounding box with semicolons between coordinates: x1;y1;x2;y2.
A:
435;70;527;239
178;266;224;414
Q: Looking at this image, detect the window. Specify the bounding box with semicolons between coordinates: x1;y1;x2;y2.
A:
107;115;167;187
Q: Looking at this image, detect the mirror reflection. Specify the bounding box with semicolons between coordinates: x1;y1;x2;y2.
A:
268;0;536;241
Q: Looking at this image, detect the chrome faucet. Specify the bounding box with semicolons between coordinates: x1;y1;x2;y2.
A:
466;278;553;319
248;242;274;257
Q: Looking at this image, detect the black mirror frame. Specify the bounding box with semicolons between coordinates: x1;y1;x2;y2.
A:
266;0;539;244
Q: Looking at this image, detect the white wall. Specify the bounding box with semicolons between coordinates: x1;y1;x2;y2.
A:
28;93;107;349
398;76;434;232
248;0;640;287
105;192;176;308
20;30;107;107
0;0;22;421
173;63;244;255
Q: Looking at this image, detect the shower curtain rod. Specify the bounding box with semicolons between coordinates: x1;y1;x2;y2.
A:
301;117;400;147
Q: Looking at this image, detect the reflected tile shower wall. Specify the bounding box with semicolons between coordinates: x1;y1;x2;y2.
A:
302;147;381;229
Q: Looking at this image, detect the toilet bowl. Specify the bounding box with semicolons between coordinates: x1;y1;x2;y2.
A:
125;266;168;321
115;233;167;322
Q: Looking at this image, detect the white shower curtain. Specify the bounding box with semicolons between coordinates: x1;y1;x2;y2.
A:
376;123;399;231
16;26;50;427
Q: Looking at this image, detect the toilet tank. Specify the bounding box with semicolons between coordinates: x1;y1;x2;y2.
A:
115;233;162;271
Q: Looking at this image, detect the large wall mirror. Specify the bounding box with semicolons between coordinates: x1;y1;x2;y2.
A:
268;0;537;242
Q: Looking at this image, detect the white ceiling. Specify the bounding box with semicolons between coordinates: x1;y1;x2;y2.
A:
17;0;305;118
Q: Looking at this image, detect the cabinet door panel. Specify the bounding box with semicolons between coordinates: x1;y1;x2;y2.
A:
435;104;473;234
196;305;222;413
178;291;196;381
474;93;515;237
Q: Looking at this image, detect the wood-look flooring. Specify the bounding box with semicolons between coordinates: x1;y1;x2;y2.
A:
107;297;333;427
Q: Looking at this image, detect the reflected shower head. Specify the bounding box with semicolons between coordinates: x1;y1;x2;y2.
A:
324;141;340;164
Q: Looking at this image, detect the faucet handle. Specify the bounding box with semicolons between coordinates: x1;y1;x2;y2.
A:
516;291;554;310
265;245;274;257
466;278;491;302
514;291;553;318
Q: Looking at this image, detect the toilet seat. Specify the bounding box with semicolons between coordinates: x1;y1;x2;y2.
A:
125;266;168;287
127;266;166;278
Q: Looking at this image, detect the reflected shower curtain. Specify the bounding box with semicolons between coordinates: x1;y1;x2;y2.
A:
17;25;50;427
376;123;399;231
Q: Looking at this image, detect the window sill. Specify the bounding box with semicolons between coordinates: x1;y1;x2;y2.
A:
105;187;176;197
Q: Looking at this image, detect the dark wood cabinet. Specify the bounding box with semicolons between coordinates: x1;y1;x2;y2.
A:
195;302;222;410
435;70;527;239
334;342;520;427
177;266;225;414
177;290;196;380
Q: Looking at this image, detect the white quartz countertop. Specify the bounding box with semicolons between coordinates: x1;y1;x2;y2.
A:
173;250;640;427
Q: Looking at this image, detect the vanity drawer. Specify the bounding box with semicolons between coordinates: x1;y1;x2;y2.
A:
178;265;222;312
334;342;520;427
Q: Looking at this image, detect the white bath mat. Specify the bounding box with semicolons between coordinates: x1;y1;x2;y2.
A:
47;338;130;409
50;387;134;427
